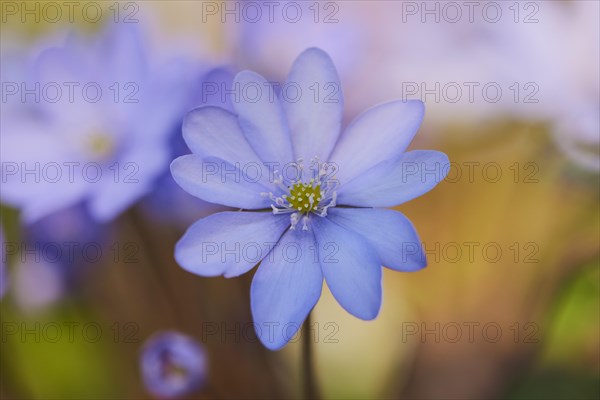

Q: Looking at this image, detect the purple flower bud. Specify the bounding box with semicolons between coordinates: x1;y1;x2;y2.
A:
140;331;207;399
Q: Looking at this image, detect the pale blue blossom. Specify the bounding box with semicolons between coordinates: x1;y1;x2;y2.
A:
171;48;449;349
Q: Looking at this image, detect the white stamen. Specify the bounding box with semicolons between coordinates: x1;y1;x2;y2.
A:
267;156;339;229
302;216;310;231
290;212;300;230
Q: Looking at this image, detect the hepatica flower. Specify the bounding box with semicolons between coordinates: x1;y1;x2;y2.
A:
0;23;191;223
171;48;449;350
140;331;207;399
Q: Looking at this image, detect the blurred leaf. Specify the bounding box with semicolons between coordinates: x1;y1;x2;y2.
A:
1;302;126;399
504;262;600;400
506;369;599;400
542;262;600;369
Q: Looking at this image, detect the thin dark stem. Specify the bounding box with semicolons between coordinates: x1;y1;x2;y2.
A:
126;208;186;327
302;312;319;400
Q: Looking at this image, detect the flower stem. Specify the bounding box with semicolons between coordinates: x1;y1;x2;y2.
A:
126;208;186;327
302;311;320;399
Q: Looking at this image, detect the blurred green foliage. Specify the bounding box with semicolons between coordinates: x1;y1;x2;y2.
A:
1;303;126;399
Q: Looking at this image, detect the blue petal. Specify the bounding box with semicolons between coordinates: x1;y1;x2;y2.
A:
88;143;169;221
34;45;85;86
327;208;426;272
233;71;294;167
183;106;262;164
170;155;273;209
251;228;323;350
89;180;152;222
330;100;424;184
175;212;290;278
338;150;449;207
33;47;105;126
99;22;148;84
312;216;382;320
0;128;88;223
20;184;88;224
132;59;193;140
282;48;344;162
199;67;235;111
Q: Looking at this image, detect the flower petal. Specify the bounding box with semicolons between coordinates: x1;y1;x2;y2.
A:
338;150;449;207
251;228;323;350
0;127;89;223
130;59;192;140
329;100;425;184
199;67;235;111
19;183;88;224
312;216;382;320
170;155;272;209
88;143;169;222
175;212;290;278
282;48;344;162
183;106;262;164
233;71;294;167
327;208;426;272
100;23;148;84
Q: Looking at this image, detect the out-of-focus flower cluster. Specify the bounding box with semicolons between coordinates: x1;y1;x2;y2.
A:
1;20;227;398
234;0;599;171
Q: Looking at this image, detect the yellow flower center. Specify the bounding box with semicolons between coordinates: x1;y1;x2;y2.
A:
285;181;322;213
88;133;115;160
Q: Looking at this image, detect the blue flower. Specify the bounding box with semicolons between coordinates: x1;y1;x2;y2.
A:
171;48;449;350
140;331;207;399
0;23;194;223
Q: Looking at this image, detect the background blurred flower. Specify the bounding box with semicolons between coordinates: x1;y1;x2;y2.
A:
140;331;208;399
230;0;367;81
231;1;600;171
20;204;113;295
141;67;236;227
12;255;65;312
0;22;196;223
